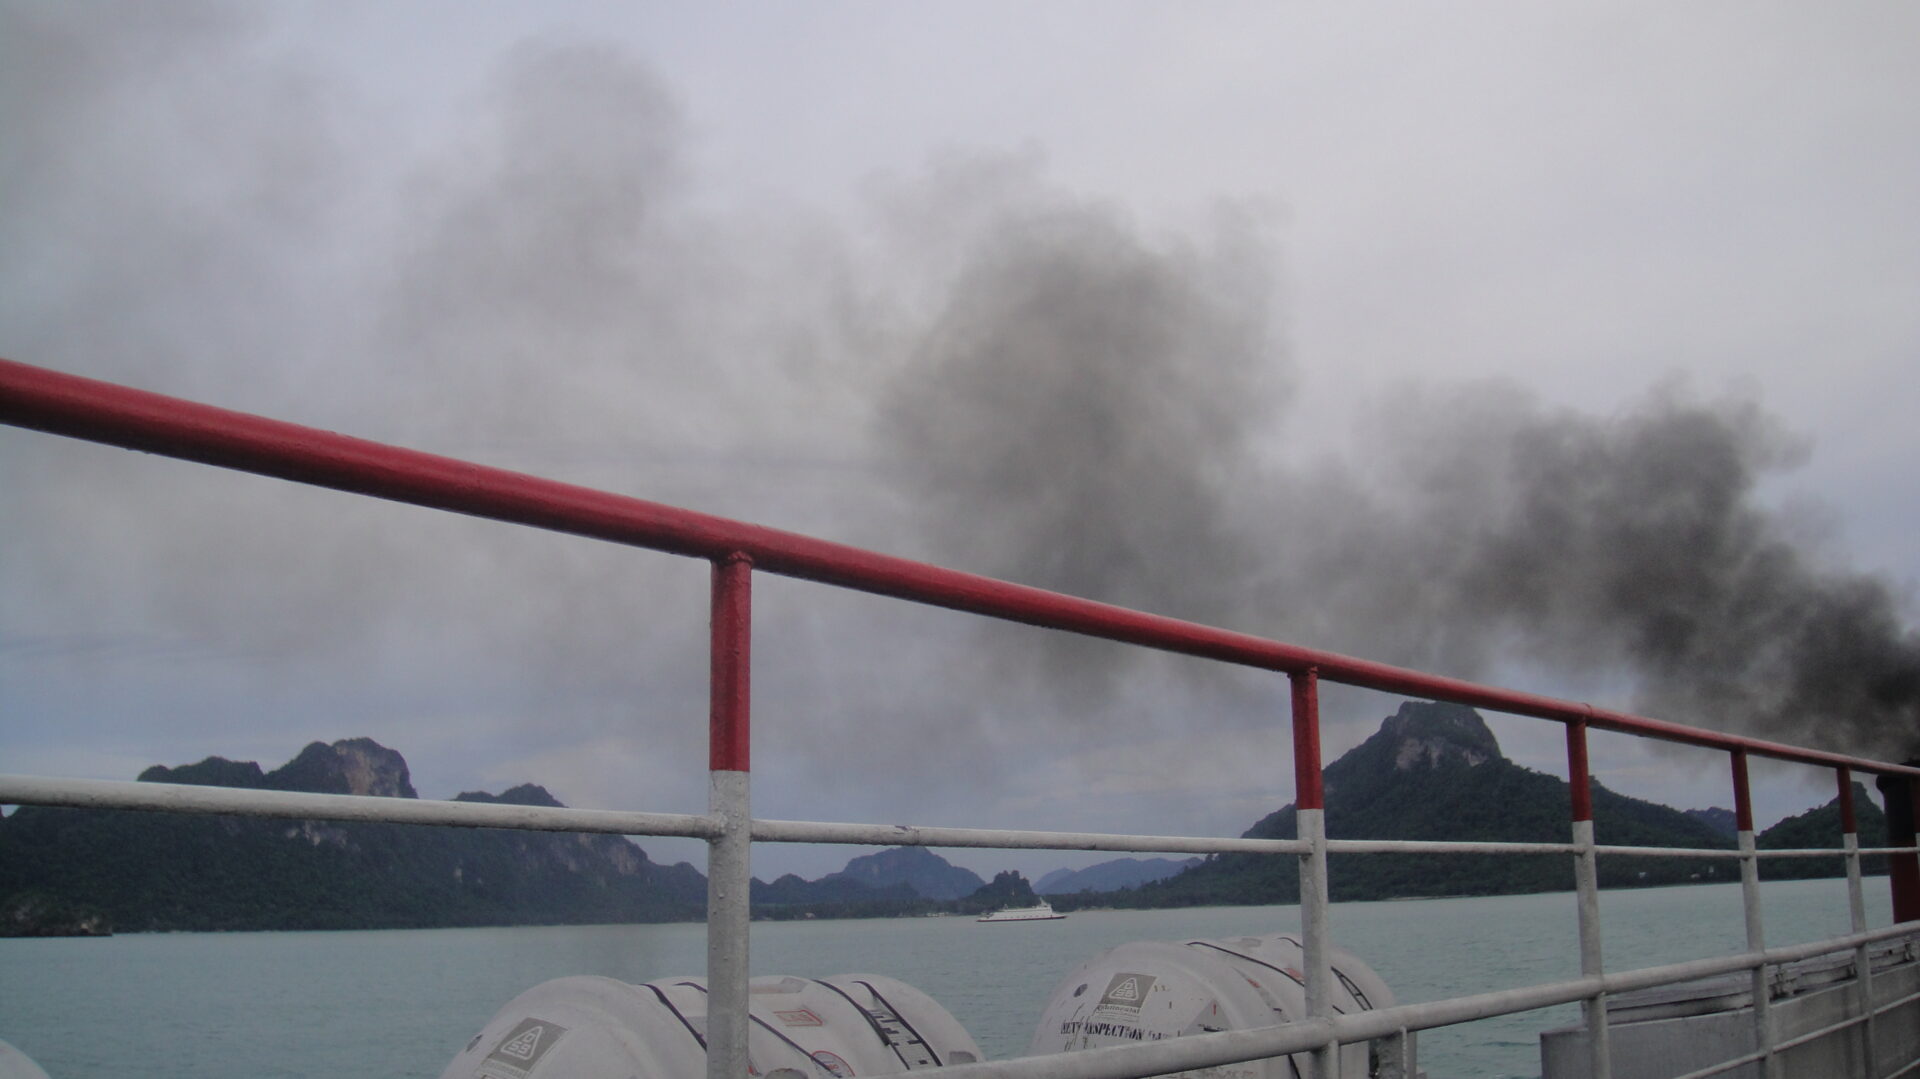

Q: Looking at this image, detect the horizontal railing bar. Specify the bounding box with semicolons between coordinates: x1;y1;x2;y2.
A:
751;819;1307;855
0;775;722;839
10;775;1910;866
1596;843;1920;860
1870;986;1920;1020
1325;839;1578;855
5;359;1915;780
1730;982;1920;1077
923;924;1920;1079
1594;844;1749;860
1668;1045;1765;1079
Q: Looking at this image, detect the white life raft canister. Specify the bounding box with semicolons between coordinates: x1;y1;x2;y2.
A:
1028;933;1394;1079
440;973;982;1079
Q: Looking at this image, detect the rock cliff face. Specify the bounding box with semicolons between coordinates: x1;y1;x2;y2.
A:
1376;701;1500;771
266;738;418;798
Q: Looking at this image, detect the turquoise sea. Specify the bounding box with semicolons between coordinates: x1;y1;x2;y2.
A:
0;877;1893;1079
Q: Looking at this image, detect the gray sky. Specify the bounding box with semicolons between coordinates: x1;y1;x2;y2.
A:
4;2;1919;882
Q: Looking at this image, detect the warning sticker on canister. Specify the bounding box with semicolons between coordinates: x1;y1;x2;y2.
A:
475;1017;568;1079
1094;973;1156;1018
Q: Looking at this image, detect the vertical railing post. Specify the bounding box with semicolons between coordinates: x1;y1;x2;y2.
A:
1732;750;1778;1079
1876;768;1920;924
1566;718;1611;1078
1839;768;1878;1075
707;553;754;1079
1291;668;1339;1079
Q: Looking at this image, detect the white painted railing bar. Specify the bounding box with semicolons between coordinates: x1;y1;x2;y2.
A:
1667;1044;1774;1079
0;774;721;838
914;923;1920;1079
749;818;1310;855
1591;843;1767;860
9;774;1901;866
1890;1051;1920;1079
1750;846;1894;859
1323;838;1578;855
1670;992;1920;1079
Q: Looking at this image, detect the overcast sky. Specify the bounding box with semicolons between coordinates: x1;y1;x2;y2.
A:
4;2;1919;882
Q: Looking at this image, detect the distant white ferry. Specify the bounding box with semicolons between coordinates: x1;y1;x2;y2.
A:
976;901;1065;923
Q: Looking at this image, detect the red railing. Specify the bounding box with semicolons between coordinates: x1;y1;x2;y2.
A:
7;355;1920;1079
6;357;1911;783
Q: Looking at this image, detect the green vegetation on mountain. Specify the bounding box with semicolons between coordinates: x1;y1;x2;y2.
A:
1758;782;1888;880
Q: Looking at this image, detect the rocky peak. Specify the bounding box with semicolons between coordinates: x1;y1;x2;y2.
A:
1375;701;1501;771
824;846;986;901
266;738;417;798
138;756;266;789
454;783;565;808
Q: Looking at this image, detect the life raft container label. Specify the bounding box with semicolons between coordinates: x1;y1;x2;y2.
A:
1094;973;1156;1017
476;1017;568;1079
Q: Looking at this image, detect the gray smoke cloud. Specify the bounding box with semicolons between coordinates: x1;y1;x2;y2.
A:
1330;383;1920;759
875;189;1281;696
872;187;1920;757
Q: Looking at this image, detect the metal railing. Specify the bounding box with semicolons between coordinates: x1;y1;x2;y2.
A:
4;356;1919;1079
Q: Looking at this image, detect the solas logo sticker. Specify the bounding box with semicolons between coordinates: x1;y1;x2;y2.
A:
476;1017;568;1079
1094;973;1156;1016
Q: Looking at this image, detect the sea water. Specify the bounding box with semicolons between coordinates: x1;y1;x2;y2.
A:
0;877;1893;1079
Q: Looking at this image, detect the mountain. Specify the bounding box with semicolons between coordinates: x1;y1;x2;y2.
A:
1757;782;1889;879
1119;701;1739;906
818;846;986;900
1036;857;1201;894
0;739;707;934
962;870;1039;913
1685;806;1739;838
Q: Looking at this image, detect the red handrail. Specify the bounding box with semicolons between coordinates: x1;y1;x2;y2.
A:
3;356;1915;781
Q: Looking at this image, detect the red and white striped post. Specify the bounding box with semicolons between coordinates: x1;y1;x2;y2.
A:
1290;669;1340;1078
1730;750;1778;1079
1565;718;1611;1078
707;553;754;1079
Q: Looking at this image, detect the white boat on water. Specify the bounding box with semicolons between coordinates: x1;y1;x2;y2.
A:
976;901;1065;923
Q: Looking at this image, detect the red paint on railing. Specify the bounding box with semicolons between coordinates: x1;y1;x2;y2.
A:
709;555;753;773
1881;770;1920;923
1291;669;1323;812
1837;767;1858;837
1565;720;1593;824
3;357;1917;782
1731;750;1754;834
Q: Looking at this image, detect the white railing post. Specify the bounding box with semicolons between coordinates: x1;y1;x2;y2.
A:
1840;770;1879;1076
1291;669;1340;1079
1732;751;1779;1079
707;554;754;1079
1567;719;1611;1078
